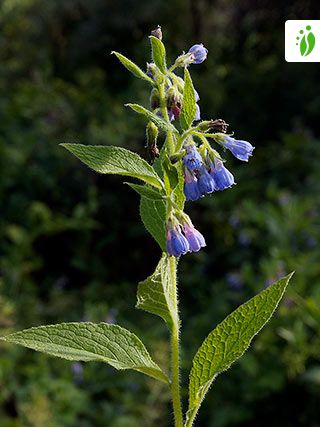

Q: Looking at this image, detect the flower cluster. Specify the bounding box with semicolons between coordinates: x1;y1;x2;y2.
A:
182;137;254;203
169;136;254;255
145;39;254;257
166;222;206;257
148;44;206;124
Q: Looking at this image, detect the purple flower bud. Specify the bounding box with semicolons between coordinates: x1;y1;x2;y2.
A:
184;169;201;201
194;89;200;102
188;44;208;64
183;224;206;252
197;166;216;195
194;104;201;121
156;109;175;122
210;158;235;190
168;109;175;122
183;146;203;170
222;136;254;162
166;227;190;257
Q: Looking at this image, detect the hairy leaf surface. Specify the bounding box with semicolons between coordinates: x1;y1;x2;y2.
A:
1;322;168;383
180;69;197;131
126;183;164;201
140;196;166;251
61;144;163;190
126;103;177;133
112;51;154;84
137;254;177;328
186;274;293;426
149;36;167;73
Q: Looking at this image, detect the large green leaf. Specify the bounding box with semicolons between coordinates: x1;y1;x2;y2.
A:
186;273;293;426
125;182;165;201
180;68;196;131
112;51;154;84
137;254;178;328
149;35;167;73
140;196;166;251
1;322;169;384
61;144;163;190
126;103;177;133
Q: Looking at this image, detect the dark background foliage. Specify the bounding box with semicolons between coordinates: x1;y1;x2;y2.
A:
1;0;320;426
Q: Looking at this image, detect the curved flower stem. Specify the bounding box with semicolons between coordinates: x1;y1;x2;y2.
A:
169;256;184;427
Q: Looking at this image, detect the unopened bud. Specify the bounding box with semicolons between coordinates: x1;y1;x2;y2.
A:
146;62;158;79
150;88;160;110
165;86;180;108
146;121;159;146
147;62;164;83
198;119;229;133
151;26;162;40
146;121;159;162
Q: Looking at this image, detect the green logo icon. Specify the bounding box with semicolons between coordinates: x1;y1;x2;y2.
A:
296;25;316;56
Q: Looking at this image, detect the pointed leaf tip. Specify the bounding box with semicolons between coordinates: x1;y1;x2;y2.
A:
186;273;293;426
2;322;169;384
61;144;164;190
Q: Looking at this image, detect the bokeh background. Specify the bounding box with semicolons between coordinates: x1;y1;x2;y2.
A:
1;0;320;426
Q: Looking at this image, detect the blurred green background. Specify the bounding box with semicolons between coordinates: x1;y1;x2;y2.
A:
1;0;320;426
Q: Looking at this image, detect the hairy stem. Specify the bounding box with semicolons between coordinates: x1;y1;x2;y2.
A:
158;79;183;425
169;257;183;427
158;83;175;153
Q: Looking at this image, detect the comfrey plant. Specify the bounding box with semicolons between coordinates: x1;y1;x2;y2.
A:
1;28;293;426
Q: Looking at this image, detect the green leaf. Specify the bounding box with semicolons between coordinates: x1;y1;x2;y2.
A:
125;182;164;201
61;144;163;190
186;273;293;426
112;51;154;84
126;103;177;134
1;322;169;384
180;68;196;131
140;196;166;251
162;154;179;193
172;161;185;209
149;36;167;73
137;254;178;328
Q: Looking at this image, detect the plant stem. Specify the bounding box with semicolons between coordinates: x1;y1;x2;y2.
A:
158;82;175;153
158;78;183;425
169;257;184;427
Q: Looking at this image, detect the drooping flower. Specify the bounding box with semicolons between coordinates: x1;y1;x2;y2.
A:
183;145;203;170
166;226;190;257
197;166;216;195
187;44;208;64
156;108;175;122
183;223;206;252
210;158;235;190
194;103;201;121
184;169;201;201
222;136;254;161
168;109;175;122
